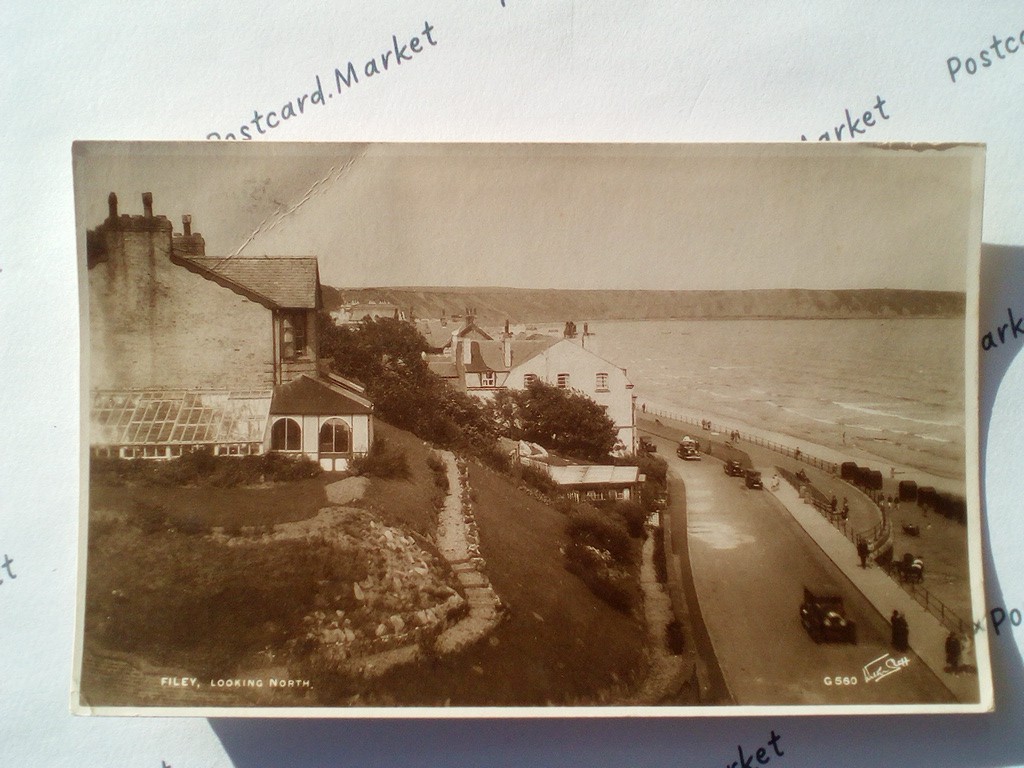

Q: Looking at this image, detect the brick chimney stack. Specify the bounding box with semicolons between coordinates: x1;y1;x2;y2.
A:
142;192;153;218
107;192;118;220
503;320;512;368
182;214;192;236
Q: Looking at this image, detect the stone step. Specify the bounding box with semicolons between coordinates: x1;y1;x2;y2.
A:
457;573;488;590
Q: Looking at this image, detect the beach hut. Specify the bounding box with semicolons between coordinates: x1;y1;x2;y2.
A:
917;486;937;509
867;470;884;492
949;495;967;524
898;480;918;502
934;492;967;523
840;462;858;481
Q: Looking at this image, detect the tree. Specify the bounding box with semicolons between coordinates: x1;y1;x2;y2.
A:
319;313;495;451
489;380;617;462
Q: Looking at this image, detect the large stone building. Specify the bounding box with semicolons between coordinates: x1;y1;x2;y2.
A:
427;318;636;453
86;192;372;471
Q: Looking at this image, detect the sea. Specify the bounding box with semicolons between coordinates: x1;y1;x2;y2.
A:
585;318;967;484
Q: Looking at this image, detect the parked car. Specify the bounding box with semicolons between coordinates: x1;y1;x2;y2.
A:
800;586;857;644
638;436;657;453
724;460;744;477
744;469;763;488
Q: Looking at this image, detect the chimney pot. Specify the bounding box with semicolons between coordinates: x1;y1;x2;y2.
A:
142;192;153;217
107;192;118;219
182;214;192;236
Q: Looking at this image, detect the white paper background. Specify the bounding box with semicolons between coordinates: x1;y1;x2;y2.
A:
2;2;1022;766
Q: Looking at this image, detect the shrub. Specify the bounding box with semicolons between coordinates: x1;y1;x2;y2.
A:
563;543;634;612
350;436;410;480
520;464;557;496
474;442;512;473
260;453;322;483
425;452;446;474
91;450;321;488
606;500;647;539
665;619;685;654
566;506;632;564
426;452;450;493
133;500;167;535
652;525;668;584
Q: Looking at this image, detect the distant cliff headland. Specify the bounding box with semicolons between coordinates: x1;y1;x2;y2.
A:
322;287;965;324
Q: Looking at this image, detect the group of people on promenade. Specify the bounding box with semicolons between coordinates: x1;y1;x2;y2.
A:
889;610;966;675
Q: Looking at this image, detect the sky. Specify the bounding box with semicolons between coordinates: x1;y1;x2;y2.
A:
73;142;982;292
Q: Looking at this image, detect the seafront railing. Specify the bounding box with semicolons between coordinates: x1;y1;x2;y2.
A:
641;406;839;474
885;565;971;635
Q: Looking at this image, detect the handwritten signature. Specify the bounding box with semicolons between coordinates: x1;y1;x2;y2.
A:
862;653;910;683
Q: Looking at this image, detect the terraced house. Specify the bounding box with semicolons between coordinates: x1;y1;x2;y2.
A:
85;192;372;471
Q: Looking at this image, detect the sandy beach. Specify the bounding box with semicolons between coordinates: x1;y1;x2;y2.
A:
636;397;968;498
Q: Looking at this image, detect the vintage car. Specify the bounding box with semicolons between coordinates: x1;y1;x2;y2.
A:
638;436;657;453
677;444;702;460
744;469;763;489
800;586;857;644
724;459;744;477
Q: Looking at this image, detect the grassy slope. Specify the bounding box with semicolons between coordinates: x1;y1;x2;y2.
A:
358;421;442;538
84;422;646;707
89;477;328;529
347;460;647;707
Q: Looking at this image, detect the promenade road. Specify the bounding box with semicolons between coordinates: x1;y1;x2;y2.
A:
655;433;955;706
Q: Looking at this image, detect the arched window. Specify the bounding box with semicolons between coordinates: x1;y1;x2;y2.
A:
271;417;301;451
319;418;351;454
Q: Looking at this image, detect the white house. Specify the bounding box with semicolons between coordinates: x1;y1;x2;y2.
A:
427;319;636;452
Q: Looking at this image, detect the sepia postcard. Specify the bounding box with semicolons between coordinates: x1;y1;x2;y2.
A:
72;142;990;716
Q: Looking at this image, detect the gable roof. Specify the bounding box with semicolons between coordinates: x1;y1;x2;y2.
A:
507;337;633;382
176;256;320;309
271;375;373;416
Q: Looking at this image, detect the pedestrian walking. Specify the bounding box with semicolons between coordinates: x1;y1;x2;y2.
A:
857;538;869;569
945;631;962;672
842;498;849;520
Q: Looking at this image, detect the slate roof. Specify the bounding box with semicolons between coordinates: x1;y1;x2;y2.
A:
271;375;373;416
462;338;558;373
416;319;458;350
178;256;320;309
427;359;459;379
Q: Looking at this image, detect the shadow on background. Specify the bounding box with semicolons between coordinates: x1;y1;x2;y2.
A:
212;245;1024;768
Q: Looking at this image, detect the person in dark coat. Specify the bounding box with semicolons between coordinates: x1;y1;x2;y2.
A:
945;631;962;671
894;613;909;651
857;538;870;568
